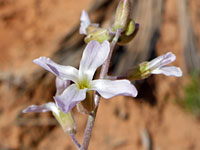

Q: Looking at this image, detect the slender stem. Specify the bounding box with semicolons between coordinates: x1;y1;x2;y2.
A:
80;112;96;150
71;134;81;149
80;30;121;150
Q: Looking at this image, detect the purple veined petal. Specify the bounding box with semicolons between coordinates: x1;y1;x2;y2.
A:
151;66;183;77
79;10;91;35
56;77;70;96
23;102;59;115
90;79;138;99
79;40;110;80
33;57;79;83
148;52;176;70
54;84;87;113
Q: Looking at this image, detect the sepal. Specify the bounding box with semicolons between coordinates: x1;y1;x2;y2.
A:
53;110;77;135
117;22;139;45
76;91;95;115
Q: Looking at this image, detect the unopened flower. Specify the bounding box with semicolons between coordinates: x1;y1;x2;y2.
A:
128;52;182;80
84;28;112;44
117;21;139;46
112;0;132;32
33;40;138;113
23;78;76;135
79;10;112;44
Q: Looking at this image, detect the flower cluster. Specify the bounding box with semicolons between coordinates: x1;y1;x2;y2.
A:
23;1;183;147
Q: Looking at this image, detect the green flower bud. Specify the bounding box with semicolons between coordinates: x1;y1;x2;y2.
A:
125;19;135;36
127;62;151;81
117;22;139;45
86;24;99;34
112;0;131;32
76;91;95;115
53;110;76;135
84;28;112;44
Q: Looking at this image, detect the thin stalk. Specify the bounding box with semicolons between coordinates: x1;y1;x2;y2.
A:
80;30;121;150
70;134;81;149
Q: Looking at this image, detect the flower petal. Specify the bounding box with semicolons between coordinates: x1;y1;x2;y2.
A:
79;40;110;80
23;102;59;115
54;84;87;113
56;77;70;96
79;10;91;35
91;79;138;99
148;52;176;69
33;57;79;83
151;66;182;77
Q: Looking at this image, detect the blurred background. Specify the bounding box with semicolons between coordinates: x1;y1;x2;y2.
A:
0;0;200;149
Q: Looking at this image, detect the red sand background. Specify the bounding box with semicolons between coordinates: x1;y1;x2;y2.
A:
0;0;200;150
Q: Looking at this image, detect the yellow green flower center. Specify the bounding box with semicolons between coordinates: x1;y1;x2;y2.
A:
78;78;91;89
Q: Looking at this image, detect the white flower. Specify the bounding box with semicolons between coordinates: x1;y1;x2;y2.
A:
23;78;76;134
33;40;138;113
147;52;182;77
23;77;70;115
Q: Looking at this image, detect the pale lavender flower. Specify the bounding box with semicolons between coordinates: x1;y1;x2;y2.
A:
23;78;76;134
147;52;182;77
33;40;138;113
23;101;76;134
23;77;69;114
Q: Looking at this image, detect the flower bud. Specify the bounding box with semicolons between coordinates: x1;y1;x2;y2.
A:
112;0;131;32
86;24;99;34
84;28;112;44
52;110;77;135
127;62;151;81
125;19;135;36
76;91;95;115
117;22;139;45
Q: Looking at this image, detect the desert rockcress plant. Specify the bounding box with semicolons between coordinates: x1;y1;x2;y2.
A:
23;0;182;149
